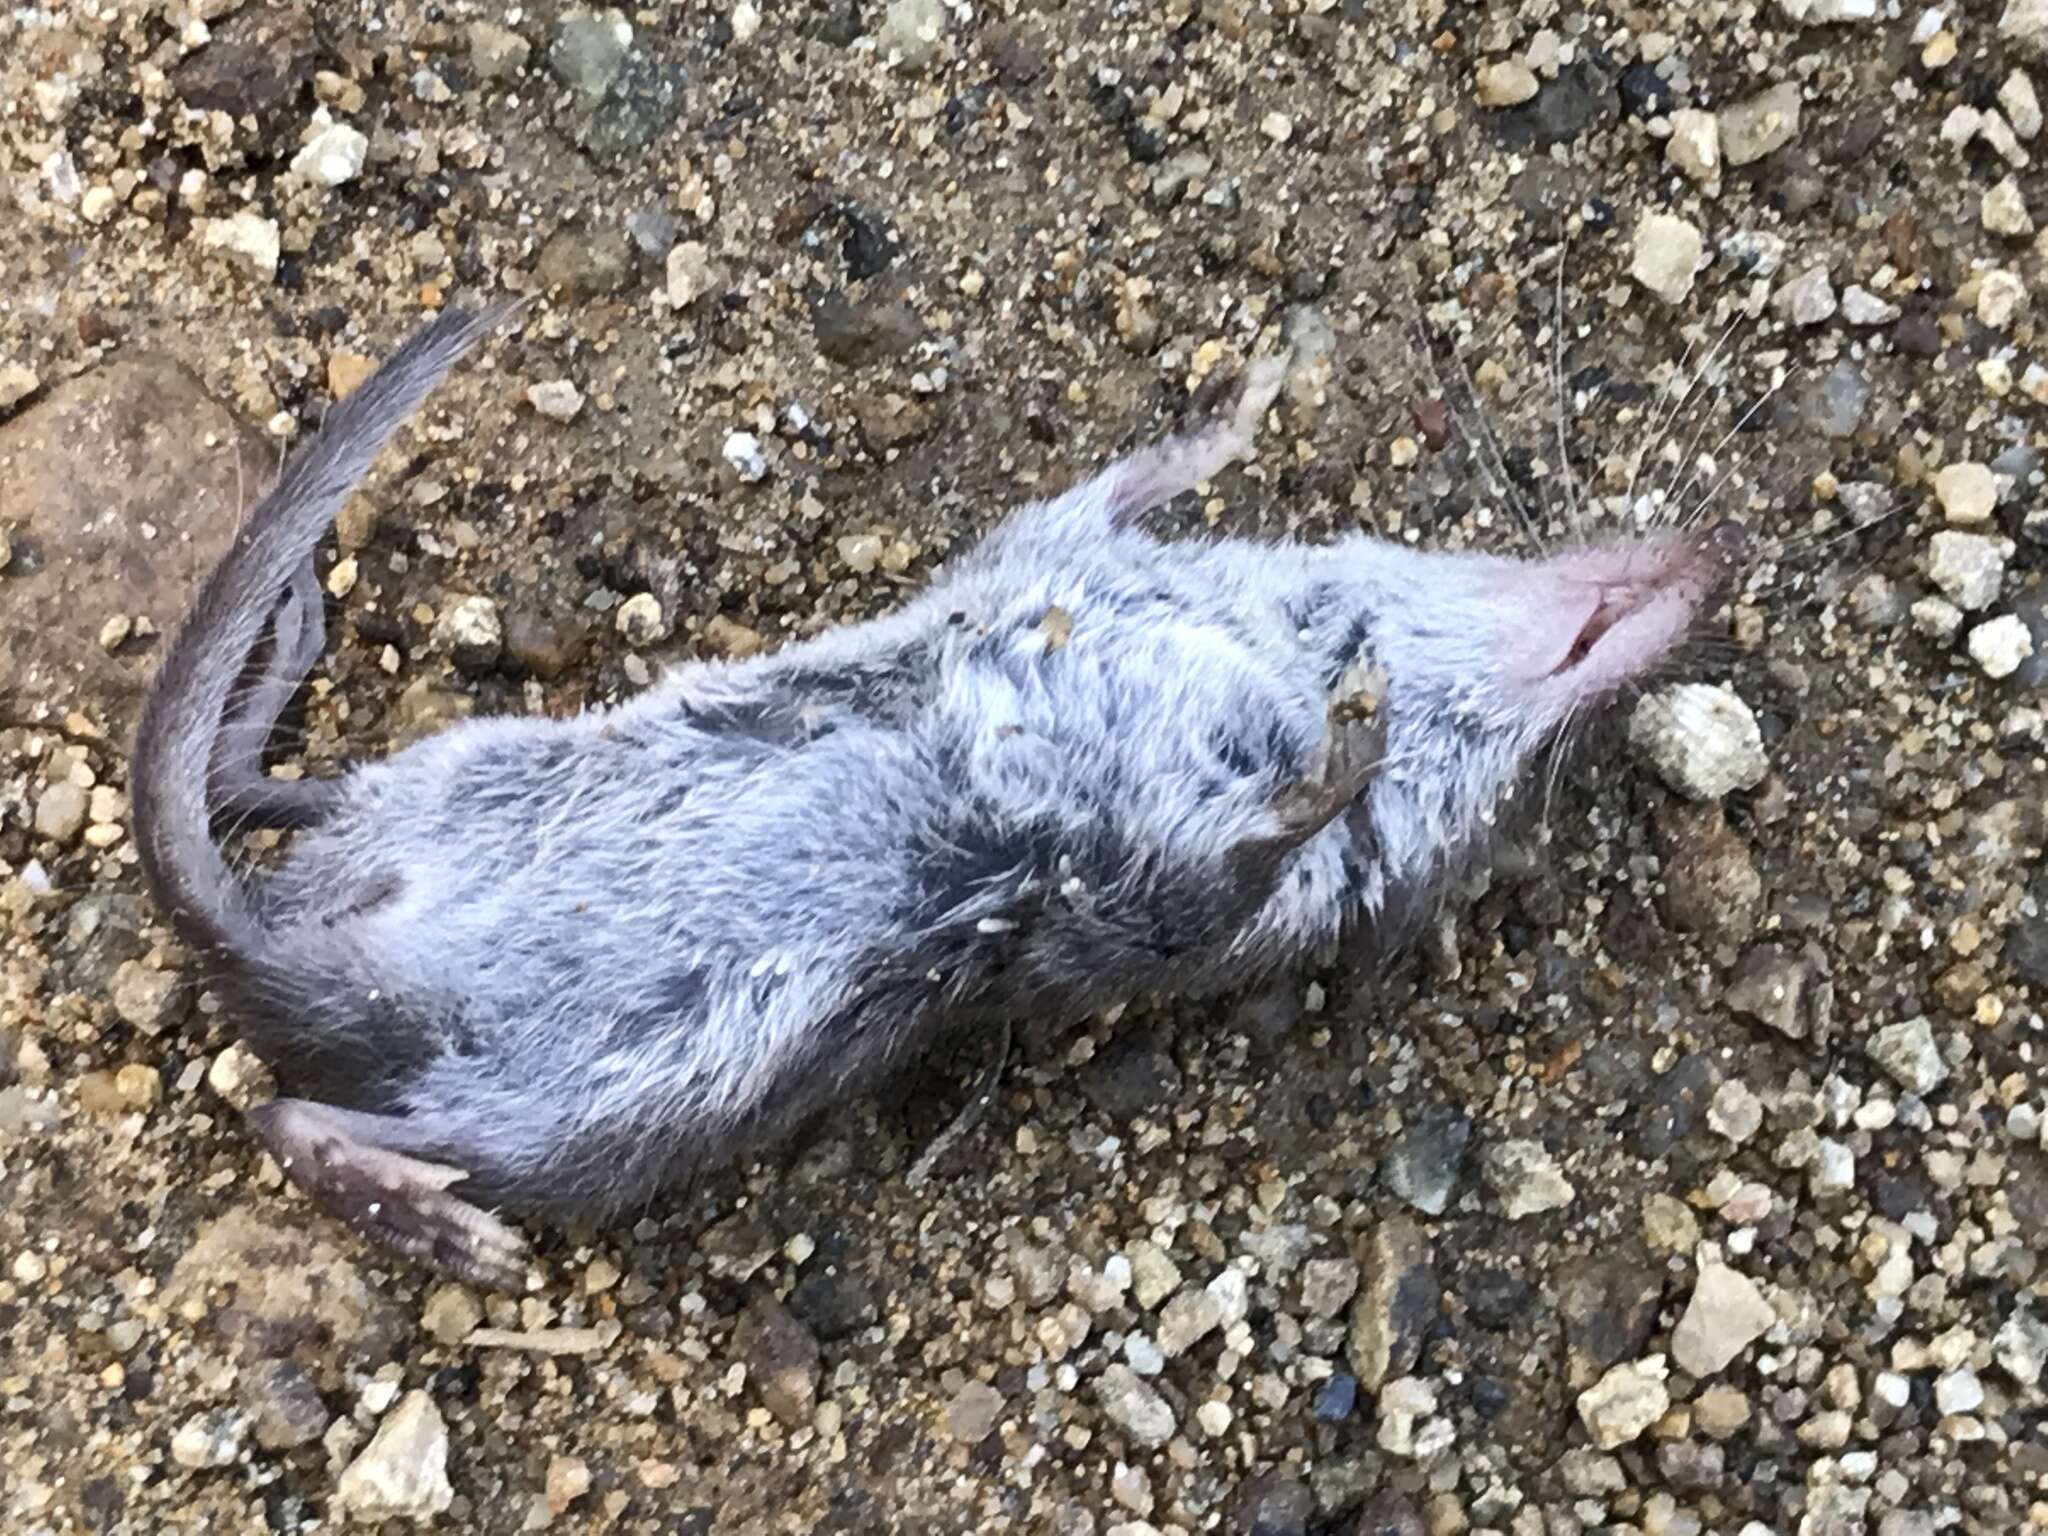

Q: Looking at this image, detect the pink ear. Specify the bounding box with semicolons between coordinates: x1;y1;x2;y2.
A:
1496;574;1604;682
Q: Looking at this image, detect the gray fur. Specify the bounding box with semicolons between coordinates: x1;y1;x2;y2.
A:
131;304;1741;1284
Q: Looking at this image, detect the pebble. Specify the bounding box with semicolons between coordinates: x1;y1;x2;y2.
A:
170;1412;244;1470
1777;0;1878;20
1157;1268;1248;1357
1481;1138;1575;1217
1775;265;1838;326
1708;1080;1764;1143
1983;177;2035;237
1094;1364;1175;1448
1694;1384;1752;1438
1373;1376;1441;1458
943;1381;1004;1442
1925;530;2007;610
34;781;89;844
1935;1367;1985;1415
1628;683;1768;801
1348;1215;1439;1391
1312;1374;1357;1422
1977;268;2028;328
421;1285;482;1346
615;592;667;647
291;119;369;188
200;211;282;283
1631;213;1704;306
1866;1017;1947;1096
1995;1305;2048;1386
1806;360;1870;438
1968;614;2033;678
1726;946;1825;1040
1672;1265;1777;1376
1721;82;1803;165
1643;1193;1700;1254
1127;1242;1181;1311
1935;462;1998;525
723;430;768;482
1840;285;1901;325
334;1391;454;1524
666;241;713;306
731;1296;820;1428
1476;61;1539;107
2003;69;2044;137
1380;1106;1470;1215
879;0;949;70
434;594;502;658
1576;1356;1671;1450
242;1359;331;1451
1662;109;1721;183
1911;595;1964;641
1298;1257;1359;1319
526;379;585;422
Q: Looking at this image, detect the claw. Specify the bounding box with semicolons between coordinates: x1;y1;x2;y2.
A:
248;1099;532;1290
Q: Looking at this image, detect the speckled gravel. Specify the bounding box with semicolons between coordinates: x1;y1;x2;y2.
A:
2;2;2046;1534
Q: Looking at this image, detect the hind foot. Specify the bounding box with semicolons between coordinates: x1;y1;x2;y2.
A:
1103;350;1292;523
247;1099;530;1290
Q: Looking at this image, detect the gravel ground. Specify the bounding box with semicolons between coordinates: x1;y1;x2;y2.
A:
3;1;2047;1532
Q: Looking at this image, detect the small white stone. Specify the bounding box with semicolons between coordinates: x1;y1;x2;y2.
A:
666;240;712;306
1577;1357;1672;1450
1935;1367;1984;1415
1978;268;2028;329
1935;462;1999;525
292;120;370;188
723;430;768;482
1911;595;1964;641
1968;614;2034;679
1721;82;1802;166
434;595;502;654
731;1;761;43
1672;1265;1778;1376
1984;177;2036;237
80;185;119;224
1476;61;1539;107
1628;683;1768;801
2004;70;2044;136
1777;0;1878;21
1840;285;1901;325
526;379;585;422
1260;111;1294;144
201;211;282;282
615;592;667;648
334;1391;454;1524
1631;213;1705;305
1774;264;1838;326
1926;529;2008;610
1482;1138;1576;1218
1666;109;1722;183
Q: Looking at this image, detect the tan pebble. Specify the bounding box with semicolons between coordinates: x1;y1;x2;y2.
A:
328;352;377;399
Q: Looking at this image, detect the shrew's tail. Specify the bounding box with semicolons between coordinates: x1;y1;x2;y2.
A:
130;301;518;958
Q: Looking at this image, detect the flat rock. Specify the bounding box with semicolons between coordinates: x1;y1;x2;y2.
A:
1671;1264;1777;1376
334;1390;454;1524
0;357;271;740
164;1207;405;1378
1347;1215;1439;1391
